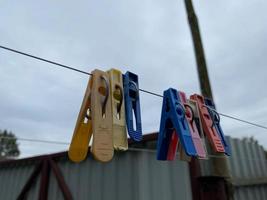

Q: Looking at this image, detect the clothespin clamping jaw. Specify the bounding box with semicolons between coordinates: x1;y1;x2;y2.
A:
190;94;225;154
108;69;128;151
91;69;114;162
204;98;230;156
123;71;142;142
157;88;197;160
68;76;93;162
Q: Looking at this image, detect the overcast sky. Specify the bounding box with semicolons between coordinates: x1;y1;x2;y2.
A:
0;0;267;157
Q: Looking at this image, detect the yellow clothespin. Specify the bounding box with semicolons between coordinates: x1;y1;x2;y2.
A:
107;69;128;151
91;69;114;162
68;77;93;162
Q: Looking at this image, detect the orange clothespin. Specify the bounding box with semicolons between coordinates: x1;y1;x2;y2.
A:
190;94;225;153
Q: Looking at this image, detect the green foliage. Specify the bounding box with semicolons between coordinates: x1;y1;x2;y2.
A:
0;130;20;160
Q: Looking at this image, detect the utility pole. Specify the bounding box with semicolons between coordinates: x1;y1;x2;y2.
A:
184;0;233;199
184;0;213;99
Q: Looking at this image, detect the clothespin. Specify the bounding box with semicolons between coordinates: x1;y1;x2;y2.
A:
190;94;225;153
166;92;190;161
167;133;191;161
166;130;179;160
167;91;206;160
187;99;203;135
179;92;206;159
157;88;197;160
204;98;230;156
68;76;93;162
107;69;128;151
187;99;208;159
188;99;208;154
123;71;142;142
91;69;114;162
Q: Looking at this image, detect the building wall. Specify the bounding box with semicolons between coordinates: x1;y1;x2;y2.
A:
0;149;193;200
199;136;267;200
0;136;266;200
229;138;267;200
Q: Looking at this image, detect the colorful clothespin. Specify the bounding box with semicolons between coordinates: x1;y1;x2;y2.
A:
204;98;231;156
190;94;225;153
166;92;190;161
166;130;179;160
91;69;114;162
108;69;128;151
123;71;142;142
187;99;208;159
167;91;206;160
180;92;206;159
157;88;197;160
167;133;191;161
68;77;93;162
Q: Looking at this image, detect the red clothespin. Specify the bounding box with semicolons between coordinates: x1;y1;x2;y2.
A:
190;94;225;153
167;132;179;160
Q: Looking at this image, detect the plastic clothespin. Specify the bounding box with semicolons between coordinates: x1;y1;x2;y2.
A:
91;69;114;162
180;92;206;159
166;132;179;160
166;91;191;161
167;133;191;161
123;71;142;142
107;69;128;151
157;88;197;160
68;76;93;162
204;98;231;156
190;94;225;153
167;91;206;160
187;99;208;159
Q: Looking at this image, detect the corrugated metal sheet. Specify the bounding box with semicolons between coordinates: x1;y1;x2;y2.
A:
229;137;267;200
0;149;192;200
0;134;266;200
0;164;37;199
199;136;267;200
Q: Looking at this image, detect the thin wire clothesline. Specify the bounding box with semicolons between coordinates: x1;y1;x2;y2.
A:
0;44;267;130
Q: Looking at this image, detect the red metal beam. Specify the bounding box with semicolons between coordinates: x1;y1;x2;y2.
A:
17;161;42;200
49;159;73;200
39;158;50;200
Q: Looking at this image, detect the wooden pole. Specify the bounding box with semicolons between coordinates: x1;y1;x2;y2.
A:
184;0;233;199
184;0;213;99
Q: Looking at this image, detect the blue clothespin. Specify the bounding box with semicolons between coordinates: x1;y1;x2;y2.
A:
204;98;231;156
123;71;142;142
157;88;197;160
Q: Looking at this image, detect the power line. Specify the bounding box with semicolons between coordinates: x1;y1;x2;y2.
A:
217;112;267;130
0;45;160;98
0;45;91;76
1;136;267;162
0;44;267;130
0;136;69;145
207;107;267;130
